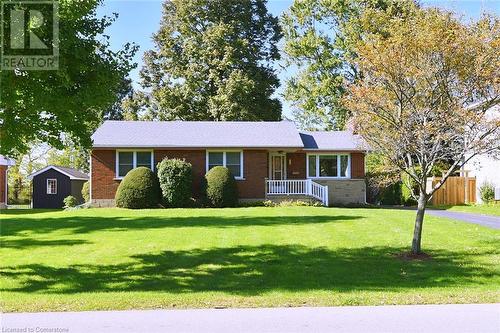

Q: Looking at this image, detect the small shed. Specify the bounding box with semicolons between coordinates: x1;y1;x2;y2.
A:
0;155;16;209
28;166;89;208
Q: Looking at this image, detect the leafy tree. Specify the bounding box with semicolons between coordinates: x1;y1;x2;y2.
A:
140;0;282;121
47;138;90;172
102;78;134;120
345;8;499;254
282;0;417;130
8;144;49;204
0;1;137;156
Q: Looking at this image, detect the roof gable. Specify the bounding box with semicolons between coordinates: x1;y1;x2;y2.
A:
300;131;367;151
28;166;89;180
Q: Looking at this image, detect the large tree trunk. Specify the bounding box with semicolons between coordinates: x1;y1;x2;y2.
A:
411;191;427;254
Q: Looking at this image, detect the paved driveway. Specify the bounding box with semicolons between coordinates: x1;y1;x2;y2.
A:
2;304;499;333
427;210;500;229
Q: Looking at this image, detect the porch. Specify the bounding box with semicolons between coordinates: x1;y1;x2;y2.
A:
265;179;329;206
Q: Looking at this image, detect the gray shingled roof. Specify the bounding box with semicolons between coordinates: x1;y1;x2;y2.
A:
0;155;15;166
300;131;367;151
28;165;89;180
92;121;305;148
55;166;89;180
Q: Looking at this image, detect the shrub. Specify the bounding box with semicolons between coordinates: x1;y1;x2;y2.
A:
115;167;160;209
479;181;495;203
157;158;193;207
263;199;322;207
204;166;238;207
63;195;78;208
379;182;402;205
82;181;90;202
401;174;417;206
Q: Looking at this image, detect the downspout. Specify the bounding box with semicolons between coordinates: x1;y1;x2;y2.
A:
89;151;92;204
5;167;8;206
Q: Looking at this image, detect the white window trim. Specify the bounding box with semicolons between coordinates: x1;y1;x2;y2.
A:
206;150;244;180
306;153;351;179
115;150;154;179
47;179;57;195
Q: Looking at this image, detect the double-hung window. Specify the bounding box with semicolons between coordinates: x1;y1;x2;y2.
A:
207;151;243;179
116;151;154;178
47;179;57;194
307;154;350;178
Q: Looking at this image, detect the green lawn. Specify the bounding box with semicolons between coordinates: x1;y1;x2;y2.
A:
433;204;500;216
1;207;498;312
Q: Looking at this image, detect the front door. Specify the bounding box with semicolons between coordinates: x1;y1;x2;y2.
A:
270;154;286;180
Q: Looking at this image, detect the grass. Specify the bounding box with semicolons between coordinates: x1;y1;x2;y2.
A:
432;203;500;216
0;207;499;312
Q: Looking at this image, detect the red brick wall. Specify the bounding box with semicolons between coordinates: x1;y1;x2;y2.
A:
91;149;365;200
351;152;365;179
155;150;206;197
287;153;306;179
237;150;268;199
0;165;6;204
91;149;270;200
91;150;119;200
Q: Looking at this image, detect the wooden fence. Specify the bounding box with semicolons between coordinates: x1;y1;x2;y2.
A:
429;176;476;205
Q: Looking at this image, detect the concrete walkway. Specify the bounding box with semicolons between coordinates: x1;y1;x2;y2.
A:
427;209;500;229
2;304;499;333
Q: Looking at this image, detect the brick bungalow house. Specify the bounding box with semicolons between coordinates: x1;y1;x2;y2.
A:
90;121;367;207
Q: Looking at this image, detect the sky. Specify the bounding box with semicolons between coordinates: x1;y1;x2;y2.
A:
96;0;500;118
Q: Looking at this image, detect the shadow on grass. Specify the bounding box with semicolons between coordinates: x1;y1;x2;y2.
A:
1;209;62;215
1;245;495;295
0;214;363;237
0;238;90;249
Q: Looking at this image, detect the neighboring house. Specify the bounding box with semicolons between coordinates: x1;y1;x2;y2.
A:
463;105;500;203
464;153;500;203
90;121;368;207
28;166;89;208
0;155;15;209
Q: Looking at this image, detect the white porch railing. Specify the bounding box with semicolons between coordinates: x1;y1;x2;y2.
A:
265;179;329;206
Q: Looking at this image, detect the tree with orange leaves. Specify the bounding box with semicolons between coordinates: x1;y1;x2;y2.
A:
345;8;499;254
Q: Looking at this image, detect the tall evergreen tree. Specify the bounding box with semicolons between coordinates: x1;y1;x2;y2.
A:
140;0;282;121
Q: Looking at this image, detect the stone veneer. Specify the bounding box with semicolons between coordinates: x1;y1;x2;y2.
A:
313;179;366;205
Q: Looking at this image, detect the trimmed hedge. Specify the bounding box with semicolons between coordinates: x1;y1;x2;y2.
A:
204;166;238;207
115;167;160;209
157;158;193;207
82;181;90;202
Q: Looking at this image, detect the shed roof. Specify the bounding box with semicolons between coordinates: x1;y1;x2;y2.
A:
28;166;89;180
92;121;305;148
